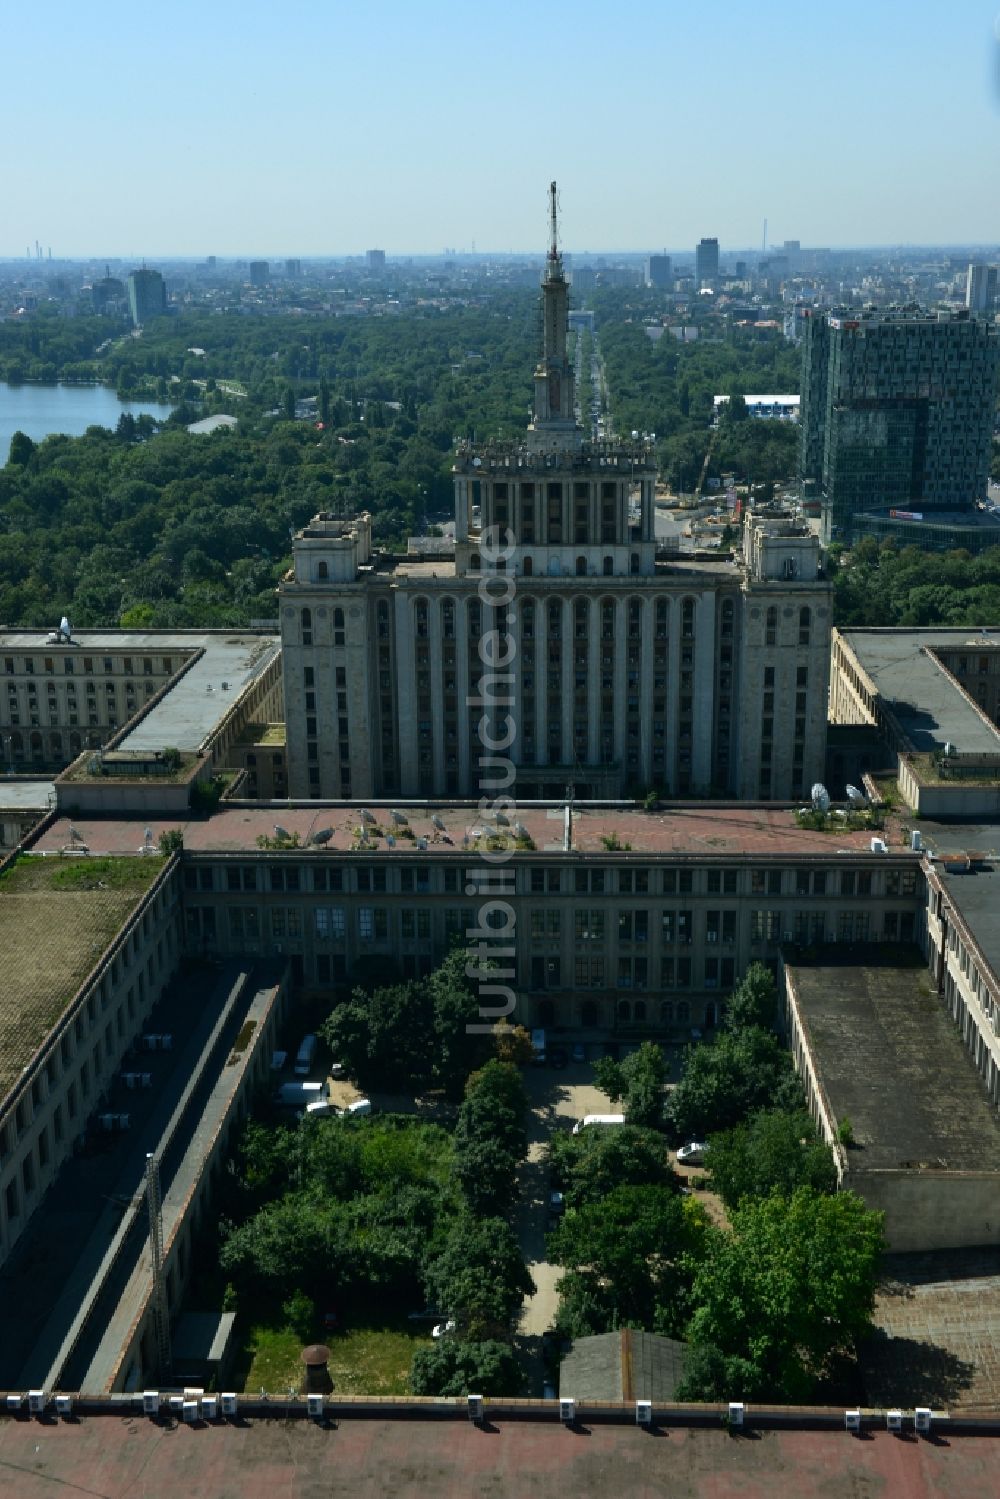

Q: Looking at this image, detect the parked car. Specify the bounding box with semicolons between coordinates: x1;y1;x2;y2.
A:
675;1141;707;1166
432;1319;456;1340
571;1043;587;1064
549;1190;565;1217
548;1045;568;1070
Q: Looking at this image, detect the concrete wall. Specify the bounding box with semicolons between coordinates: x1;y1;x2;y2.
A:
110;967;289;1393
850;1169;1000;1253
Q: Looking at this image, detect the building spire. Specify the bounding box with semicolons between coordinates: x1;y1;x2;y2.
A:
548;180;559;265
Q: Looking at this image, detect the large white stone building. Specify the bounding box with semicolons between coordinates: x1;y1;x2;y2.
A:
281;189;832;802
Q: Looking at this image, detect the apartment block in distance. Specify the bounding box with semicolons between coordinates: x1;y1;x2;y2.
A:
281;188;831;803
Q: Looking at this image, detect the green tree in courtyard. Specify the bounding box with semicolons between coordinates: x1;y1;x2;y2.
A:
679;1188;885;1402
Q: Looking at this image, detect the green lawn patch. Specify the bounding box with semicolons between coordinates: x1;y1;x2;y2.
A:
237;1317;430;1396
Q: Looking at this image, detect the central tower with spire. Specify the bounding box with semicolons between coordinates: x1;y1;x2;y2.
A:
452;180;657;580
528;181;579;452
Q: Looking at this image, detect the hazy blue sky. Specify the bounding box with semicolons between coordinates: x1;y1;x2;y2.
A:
4;0;999;257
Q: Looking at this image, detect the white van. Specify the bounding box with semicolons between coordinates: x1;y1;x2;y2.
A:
572;1113;626;1136
294;1033;318;1077
276;1080;323;1108
344;1098;372;1117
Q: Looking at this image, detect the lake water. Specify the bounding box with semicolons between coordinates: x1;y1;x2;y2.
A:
0;383;175;464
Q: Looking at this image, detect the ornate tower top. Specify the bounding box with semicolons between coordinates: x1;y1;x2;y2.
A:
529;180;579;452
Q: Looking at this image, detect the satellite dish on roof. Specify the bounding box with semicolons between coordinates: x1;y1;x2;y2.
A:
432;814;446;831
60;616;71;641
273;824;290;840
311;827;333;845
810;783;830;814
846;784;866;805
386;833;396;848
360;809;376;824
472;457;482;468
390;809;408;825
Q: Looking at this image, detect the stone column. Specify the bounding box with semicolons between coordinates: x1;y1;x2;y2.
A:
394;593;419;797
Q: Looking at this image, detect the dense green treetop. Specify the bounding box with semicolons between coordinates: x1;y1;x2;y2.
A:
707;1108;838;1211
680;1188;886;1402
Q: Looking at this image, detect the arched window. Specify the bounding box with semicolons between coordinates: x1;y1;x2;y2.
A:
521;602;535;639
576;556;587;577
628;599;642;640
377;599;390;640
68;732;81;757
317;560;329;580
574;599;588;639
470;551;480;571
634;999;647;1022
677;1000;690;1023
766;605;777;646
617;999;632;1022
442;600;455;640
629;552;640;575
655;599;668;639
581;1001;599;1027
548;601;562;637
415;599;429;639
799;606;811;646
601;600;615;641
682;597;695;640
523;556;533;577
50;732;62;757
603;556;613;576
660;1001;674;1024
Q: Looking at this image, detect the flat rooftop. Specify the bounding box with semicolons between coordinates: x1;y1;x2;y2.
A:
384;556;740;583
840;628;1000;756
0;1414;997;1498
787;950;1000;1173
0;856;164;1102
0;779;54;811
27;803;915;860
0;631;279;756
938;863;1000;996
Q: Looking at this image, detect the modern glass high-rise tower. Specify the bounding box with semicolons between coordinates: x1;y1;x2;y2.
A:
799;308;1000;545
126;267;166;327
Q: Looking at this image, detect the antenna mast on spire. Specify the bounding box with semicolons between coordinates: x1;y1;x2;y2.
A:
548;180;559;262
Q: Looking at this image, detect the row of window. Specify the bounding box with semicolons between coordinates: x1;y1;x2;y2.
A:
207;902;917;954
188;862;921;899
4;655;174;677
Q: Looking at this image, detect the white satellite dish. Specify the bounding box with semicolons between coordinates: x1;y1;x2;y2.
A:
846;784;866;805
311;827;333;845
431;814;446;831
810;783;830;814
494;811;510;826
390;809;408;825
273;824;290;840
360;809;376;824
514;822;528;838
60;616;71;641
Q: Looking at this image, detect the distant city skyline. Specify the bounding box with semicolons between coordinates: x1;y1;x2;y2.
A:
4;0;999;257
